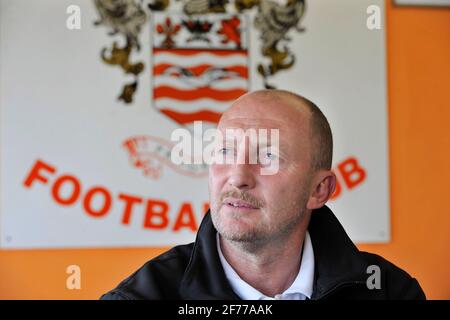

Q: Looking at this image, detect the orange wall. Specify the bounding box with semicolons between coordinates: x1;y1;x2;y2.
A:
357;2;450;299
0;2;449;300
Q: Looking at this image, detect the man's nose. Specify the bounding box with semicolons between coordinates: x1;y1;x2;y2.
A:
227;164;256;190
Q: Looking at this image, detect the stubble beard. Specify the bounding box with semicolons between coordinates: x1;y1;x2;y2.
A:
210;192;310;252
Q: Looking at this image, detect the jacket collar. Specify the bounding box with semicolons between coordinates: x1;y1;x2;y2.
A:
179;205;367;300
179;209;240;299
308;205;367;299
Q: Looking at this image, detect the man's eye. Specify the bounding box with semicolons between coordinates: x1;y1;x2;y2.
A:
261;150;278;160
265;152;277;160
259;150;278;164
219;148;229;155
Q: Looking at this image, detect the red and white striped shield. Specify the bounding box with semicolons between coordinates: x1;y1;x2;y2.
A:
151;13;249;128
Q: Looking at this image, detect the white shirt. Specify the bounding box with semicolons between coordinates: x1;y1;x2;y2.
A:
217;231;315;300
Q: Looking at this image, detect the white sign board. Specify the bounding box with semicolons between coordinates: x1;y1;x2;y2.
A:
0;0;389;248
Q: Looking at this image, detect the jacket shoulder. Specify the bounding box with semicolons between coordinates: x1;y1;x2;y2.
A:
100;243;194;300
359;251;426;300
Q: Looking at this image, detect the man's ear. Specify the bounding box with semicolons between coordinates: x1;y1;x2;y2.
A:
307;170;336;210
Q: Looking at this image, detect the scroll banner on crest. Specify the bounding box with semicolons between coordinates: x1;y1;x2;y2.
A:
0;0;389;248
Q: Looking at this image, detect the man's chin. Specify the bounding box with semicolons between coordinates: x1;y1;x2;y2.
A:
216;217;255;241
220;231;259;243
218;223;265;243
212;211;263;240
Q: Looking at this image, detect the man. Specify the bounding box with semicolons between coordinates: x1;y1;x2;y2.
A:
101;90;425;300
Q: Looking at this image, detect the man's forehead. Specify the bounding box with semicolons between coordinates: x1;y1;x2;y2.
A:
218;117;287;131
216;117;307;152
217;113;310;137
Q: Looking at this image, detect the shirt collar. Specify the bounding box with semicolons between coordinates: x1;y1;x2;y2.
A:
216;231;315;300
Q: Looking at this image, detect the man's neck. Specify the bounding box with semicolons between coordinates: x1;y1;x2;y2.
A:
219;227;307;298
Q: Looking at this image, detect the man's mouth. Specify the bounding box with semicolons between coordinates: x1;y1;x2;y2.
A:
222;198;259;210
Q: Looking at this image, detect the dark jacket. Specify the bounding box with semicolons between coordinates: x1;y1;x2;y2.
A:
101;205;426;300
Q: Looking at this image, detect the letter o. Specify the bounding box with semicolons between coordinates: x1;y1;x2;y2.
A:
51;175;81;205
83;186;112;217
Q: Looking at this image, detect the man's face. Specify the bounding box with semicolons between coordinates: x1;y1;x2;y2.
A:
208;94;315;244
